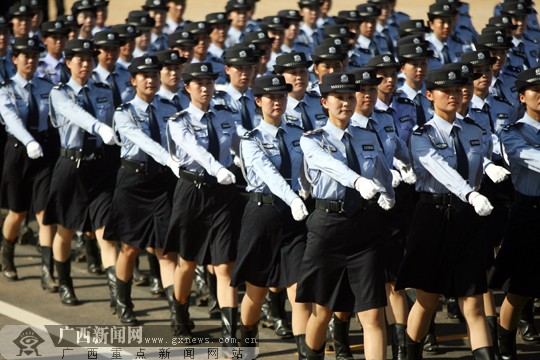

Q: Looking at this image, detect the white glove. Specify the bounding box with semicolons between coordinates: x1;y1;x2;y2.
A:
399;166;417;184
354;177;379;200
233;155;242;168
166;157;180;178
390;169;402;188
468;191;494;216
26;140;43;159
485;163;510;183
216;167;236;185
299;188;311;200
377;194;396;211
97;124;116;145
290;197;309;221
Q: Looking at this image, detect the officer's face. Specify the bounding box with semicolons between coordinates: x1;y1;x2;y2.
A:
11;16;31;37
519;85;540;116
376;68;398;96
282;67;309;94
173;45;194;62
225;64;254;91
355;85;378;115
429;17;453;42
314;60;344;80
13;51;39;78
285;22;299;40
77;11;96;33
461;82;474;107
66;54;95;84
167;1;185;22
256;94;287;121
229;10;247;29
359;18;376;39
210;24;228;44
0;29;11;53
512;16;526;37
97;46;120;69
185;78;215;107
136;31;150;51
194;34;210;57
321;93;356;126
473;64;493;94
401;58;428;87
300;7;320;27
96;7;107;27
426;86;463;116
160;64;182;89
120;38;135;58
378;4;391;23
490;49;508;73
268;30;284;53
320;0;332;16
149;9;167;28
131;71;160;97
44;34;67;57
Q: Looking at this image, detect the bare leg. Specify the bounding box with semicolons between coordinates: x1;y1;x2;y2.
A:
95;226;118;269
154;248;176;289
306;304;333;350
407;289;440;341
357;307;387;360
500;293;529;331
241;283;268;327
287;283;311;335
115;243;140;282
213;262;238;308
386;282;409;325
2;210;26;241
53;225;74;262
174;257;197;304
35;211;55;247
458;295;491;350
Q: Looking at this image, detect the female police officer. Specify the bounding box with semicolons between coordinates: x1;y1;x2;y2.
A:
231;74;311;358
164;62;243;351
395;68;497;360
104;55;181;325
298;72;395;360
489;66;540;359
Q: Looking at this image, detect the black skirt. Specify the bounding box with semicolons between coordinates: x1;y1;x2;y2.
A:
231;200;307;288
488;194;540;298
43;155;114;232
104;166;176;249
163;179;244;265
0;135;54;213
395;200;488;298
295;206;388;313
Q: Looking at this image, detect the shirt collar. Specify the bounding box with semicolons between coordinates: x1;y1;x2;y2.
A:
324;120;348;140
94;64;113;80
157;87;176;100
12;72;30;88
471;94;486;109
400;82;421;100
68;77;85;94
187;102;211;122
132;95;152;112
226;84;245;100
351;112;370;128
44;52;62;67
428;33;445;51
288;95;301;108
358;35;371;48
521;113;540;133
117;58;131;70
375;98;389;111
432;113;462;136
259;118;283;137
512;36;522;47
300;23;315;36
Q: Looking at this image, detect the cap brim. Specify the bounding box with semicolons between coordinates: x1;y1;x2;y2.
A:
182;72;219;81
312;54;347;63
356;78;383;86
273;61;313;72
320;84;358;94
425;78;469;90
95;40;125;47
224;58;259;66
398;50;434;62
253;83;293;96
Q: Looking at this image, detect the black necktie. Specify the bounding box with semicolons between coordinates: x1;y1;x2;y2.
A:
342;132;363;215
147;105;161;174
205;112;220;160
519;42;531;69
109;73;121;108
59;62;70;84
382;28;395;54
26;83;39;133
276;128;291;180
483;103;495;133
414;94;427;126
240;95;252;130
299;101;314;131
81;87;97;155
441;44;451;64
367;118;385;154
451;126;469;181
0;58;8;81
172;95;181;110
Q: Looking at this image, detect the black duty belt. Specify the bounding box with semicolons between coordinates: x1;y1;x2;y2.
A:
514;192;540;207
178;169;216;187
60;147;104;162
419;192;453;206
314;198;376;214
7;133;47;147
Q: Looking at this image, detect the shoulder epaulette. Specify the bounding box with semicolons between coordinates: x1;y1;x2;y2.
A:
305;90;320;98
412;124;431;136
523;33;538;43
36;77;53;85
396;97;414;105
53;82;68;90
493;95;512;106
211;56;224;63
170;109;189;120
463;116;484;130
115;103;130;111
0;79;12;87
213;89;227;98
302;128;324;136
285;122;303;130
214;104;233;112
451;34;465;44
242;128;259;139
93;81;111;89
373;108;385;114
502;122;520;132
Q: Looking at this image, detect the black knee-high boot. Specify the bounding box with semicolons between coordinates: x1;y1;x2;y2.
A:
41;246;58;292
332;315;353;360
486;316;500;357
295;334;307;360
166;285;193;338
472;346;496;360
499;326;517;360
55;259;78;305
1;237;17;280
518;298;540;343
106;266;117;314
116;278;137;325
391;323;407;360
406;333;423;360
147;253;164;297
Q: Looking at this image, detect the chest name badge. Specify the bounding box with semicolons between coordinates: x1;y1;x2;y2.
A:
497;113;509;119
399;115;411;122
97;97;108;103
362;144;375;151
315;114;326;120
470;139;481;146
221;122;232;129
384;126;395;132
292;140;300;147
286;115;299;121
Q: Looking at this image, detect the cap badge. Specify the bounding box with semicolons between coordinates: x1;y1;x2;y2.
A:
448;71;457;80
198;22;205;29
258;32;265;39
329;46;336;54
350;11;357;17
272;77;280;85
339;28;346;34
201;64;208;72
20;5;27;11
289;10;296;16
413;37;421;44
416;21;423;28
367;6;373;12
127;26;134;33
55;21;62;28
383;55;391;62
82;0;89;6
517;3;523;10
443;4;449;11
341;74;349;83
28;39;35;46
362;72;371;80
238;0;245;4
478;52;486;60
182;31;189;38
273;17;280;24
141;17;148;24
239;50;246;58
334;39;342;45
153;0;160;4
145;57;152;64
293;54;301;62
502;17;509;23
461;65;469;73
218;13;224;19
107;33;115;40
415;46;422;53
83;42;90;49
536;68;540;76
171;52;178;59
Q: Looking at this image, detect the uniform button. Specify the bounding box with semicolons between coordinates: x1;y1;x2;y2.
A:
136;169;139;173
70;156;74;160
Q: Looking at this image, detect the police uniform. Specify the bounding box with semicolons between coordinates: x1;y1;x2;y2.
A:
231;75;308;290
297;0;323;52
296;73;394;314
206;12;229;59
395;68;493;299
489;67;540;301
143;0;169;53
224;0;250;48
35;21;70;84
154;50;190;112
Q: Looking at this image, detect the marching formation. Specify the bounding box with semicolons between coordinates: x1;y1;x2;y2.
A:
0;0;539;359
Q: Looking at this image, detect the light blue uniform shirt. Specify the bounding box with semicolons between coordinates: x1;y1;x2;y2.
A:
397;82;434;125
300;121;394;201
241;120;305;206
411;114;485;201
0;73;53;145
213;86;260;136
92;63;135;104
36;53;68;85
375;95;417;144
284;93;327;129
501;114;540;197
49;77;114;149
351;110;411;169
168;102;240;176
114;95;170;165
0;52;16;83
